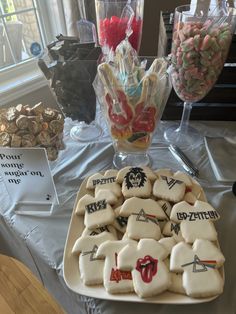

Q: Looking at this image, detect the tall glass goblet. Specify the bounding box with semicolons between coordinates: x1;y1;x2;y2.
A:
164;5;236;149
95;0;144;52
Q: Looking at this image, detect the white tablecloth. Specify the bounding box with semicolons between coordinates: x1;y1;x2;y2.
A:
0;118;236;314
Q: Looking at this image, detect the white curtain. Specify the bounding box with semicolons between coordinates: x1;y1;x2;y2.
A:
62;0;97;36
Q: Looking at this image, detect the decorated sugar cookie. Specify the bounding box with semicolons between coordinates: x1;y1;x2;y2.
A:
118;239;171;298
82;225;117;238
113;206;128;234
170;239;225;298
75;194;115;229
168;273;185;295
156;200;172;231
96;239;136;294
170;200;220;243
116;166;156;198
119;197;166;240
162;220;185;242
86;170;122;198
153;174;186;202
72;232;116;285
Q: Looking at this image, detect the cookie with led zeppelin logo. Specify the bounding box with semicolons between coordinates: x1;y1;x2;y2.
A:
75;194;115;229
170;200;220;243
116;166;156;198
170;239;225;298
72;232;116;285
81;225;118;238
153;174;186;203
119;197;167;240
118;239;171;298
96;239;136;294
86;170;122;198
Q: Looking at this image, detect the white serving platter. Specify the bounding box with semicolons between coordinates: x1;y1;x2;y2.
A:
63;175;223;304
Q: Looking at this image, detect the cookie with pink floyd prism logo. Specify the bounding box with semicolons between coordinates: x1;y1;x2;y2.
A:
116;166;156;198
96;239;136;294
119;197;167;240
170;200;220;243
118;239;171;298
86;170;122;198
72;232;116;285
75;194;115;229
170;239;225;298
153;174;186;203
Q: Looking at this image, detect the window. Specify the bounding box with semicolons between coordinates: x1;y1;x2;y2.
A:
0;0;66;105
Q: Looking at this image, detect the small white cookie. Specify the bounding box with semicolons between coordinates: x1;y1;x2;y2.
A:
153;175;186;203
116;166;156;198
168;273;186;295
170;239;225;298
82;225;118;238
119;197;166;240
76;194;115;229
118;239;171;298
162;221;184;242
86;170;122;198
72;232;116;285
96;239;136;294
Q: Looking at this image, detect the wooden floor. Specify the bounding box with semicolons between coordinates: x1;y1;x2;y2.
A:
0;254;65;314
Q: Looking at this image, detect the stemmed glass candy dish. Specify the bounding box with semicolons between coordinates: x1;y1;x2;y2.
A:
164;4;236;149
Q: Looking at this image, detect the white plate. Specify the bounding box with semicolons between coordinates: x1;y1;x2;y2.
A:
63;176;223;304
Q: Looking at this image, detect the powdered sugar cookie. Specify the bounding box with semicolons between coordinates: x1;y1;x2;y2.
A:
75;194;115;229
153;175;186;202
118;239;171;298
119;197;166;240
170;239;225;298
116;166;156;198
72;232;116;285
96;239;136;294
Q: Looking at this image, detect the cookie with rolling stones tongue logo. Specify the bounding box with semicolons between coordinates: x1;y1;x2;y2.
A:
72;231;116;285
95;238;137;294
117;239;171;298
75;194;115;229
119;197;167;240
170;200;220;243
153;173;186;203
81;224;118;238
116;166;156;198
86;170;122;198
170;239;225;298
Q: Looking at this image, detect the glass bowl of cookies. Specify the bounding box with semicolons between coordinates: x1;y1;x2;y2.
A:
0;102;64;161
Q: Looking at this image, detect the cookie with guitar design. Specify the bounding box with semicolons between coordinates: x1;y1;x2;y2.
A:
75;194;115;229
72;232;117;285
118;239;171;298
116;166;156;198
170;239;225;297
119;197;166;240
170;200;220;243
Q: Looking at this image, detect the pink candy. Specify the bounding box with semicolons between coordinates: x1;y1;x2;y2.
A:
171;20;232;102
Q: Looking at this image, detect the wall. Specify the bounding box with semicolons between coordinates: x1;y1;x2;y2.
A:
140;0;190;56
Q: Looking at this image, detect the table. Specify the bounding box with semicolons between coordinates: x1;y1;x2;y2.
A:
0;118;236;314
